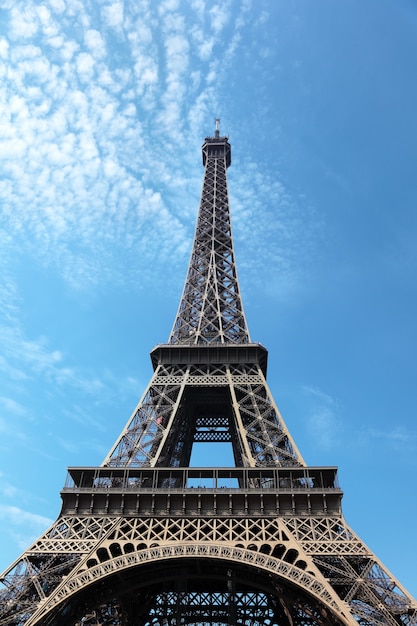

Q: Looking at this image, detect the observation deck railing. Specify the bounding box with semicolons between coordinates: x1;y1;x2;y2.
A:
63;466;340;493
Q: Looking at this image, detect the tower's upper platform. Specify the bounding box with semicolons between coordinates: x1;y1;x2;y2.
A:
202;118;231;168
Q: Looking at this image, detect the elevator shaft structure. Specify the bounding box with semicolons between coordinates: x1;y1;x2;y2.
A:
0;124;416;626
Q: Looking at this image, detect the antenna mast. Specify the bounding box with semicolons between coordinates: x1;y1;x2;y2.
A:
215;117;220;138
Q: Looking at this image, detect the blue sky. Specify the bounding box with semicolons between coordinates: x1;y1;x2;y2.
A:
0;0;416;600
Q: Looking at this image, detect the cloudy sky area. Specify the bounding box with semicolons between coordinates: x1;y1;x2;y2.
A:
1;0;417;599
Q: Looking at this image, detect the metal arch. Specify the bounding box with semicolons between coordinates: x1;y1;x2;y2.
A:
25;544;355;626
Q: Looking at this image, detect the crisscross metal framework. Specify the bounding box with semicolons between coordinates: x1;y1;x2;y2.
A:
0;126;416;626
169;131;248;346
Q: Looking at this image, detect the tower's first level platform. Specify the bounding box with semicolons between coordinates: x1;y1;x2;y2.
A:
61;466;342;518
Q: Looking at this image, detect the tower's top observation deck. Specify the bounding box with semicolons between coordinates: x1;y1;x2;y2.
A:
202;118;231;168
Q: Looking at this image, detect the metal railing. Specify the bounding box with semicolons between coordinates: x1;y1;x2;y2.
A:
63;466;341;493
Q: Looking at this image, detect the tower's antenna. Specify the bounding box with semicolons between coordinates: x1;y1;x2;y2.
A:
215;117;220;138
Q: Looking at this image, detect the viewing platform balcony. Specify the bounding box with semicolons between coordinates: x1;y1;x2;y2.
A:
61;466;343;518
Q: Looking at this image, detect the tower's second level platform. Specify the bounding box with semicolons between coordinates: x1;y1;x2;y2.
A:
150;343;268;376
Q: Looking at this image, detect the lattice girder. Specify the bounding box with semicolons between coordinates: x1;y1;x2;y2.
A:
1;127;416;626
102;352;304;469
2;488;416;626
169;134;249;345
10;544;354;626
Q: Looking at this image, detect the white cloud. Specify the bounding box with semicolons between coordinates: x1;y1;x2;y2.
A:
302;385;335;406
209;4;231;34
129;20;153;47
165;33;189;73
190;0;205;19
0;505;53;552
307;406;340;450
302;385;342;450
48;0;66;15
158;0;180;16
85;29;106;58
60;39;79;60
0;38;9;58
256;10;269;26
0;478;18;498
0;396;27;417
36;4;58;35
0;0;307;302
9;6;39;40
132;42;159;99
0;505;52;527
363;426;417;448
198;38;214;61
76;51;95;80
102;1;125;30
0;356;28;382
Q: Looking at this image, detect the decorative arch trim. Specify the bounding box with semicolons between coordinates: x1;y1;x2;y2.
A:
28;543;352;626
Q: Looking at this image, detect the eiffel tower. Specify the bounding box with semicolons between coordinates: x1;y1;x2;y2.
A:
1;122;416;626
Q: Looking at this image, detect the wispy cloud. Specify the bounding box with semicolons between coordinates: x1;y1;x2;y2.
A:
0;505;53;553
301;385;417;456
1;0;307;302
0;396;27;417
0;473;18;498
361;425;417;451
302;385;343;450
230;163;321;303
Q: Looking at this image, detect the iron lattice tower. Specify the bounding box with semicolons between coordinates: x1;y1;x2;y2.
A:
1;123;416;626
